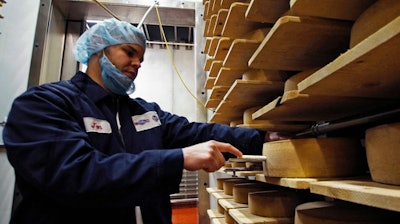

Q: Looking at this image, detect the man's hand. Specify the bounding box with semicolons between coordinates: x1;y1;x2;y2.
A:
182;140;242;172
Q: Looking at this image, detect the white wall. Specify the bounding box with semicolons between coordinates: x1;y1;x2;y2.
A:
0;0;40;223
132;45;196;122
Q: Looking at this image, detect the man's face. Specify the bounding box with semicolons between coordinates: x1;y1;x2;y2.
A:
104;43;145;81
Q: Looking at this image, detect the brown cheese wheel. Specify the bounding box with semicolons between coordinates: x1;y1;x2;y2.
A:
350;0;400;48
263;137;366;178
283;68;320;92
216;177;246;190
365;122;400;185
248;190;300;217
223;179;254;195
295;201;399;224
232;182;276;204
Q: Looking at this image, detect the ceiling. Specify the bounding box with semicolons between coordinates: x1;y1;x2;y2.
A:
54;0;198;46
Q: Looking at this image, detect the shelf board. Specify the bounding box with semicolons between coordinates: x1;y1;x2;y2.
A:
248;16;352;71
230;208;293;224
219;198;248;210
221;3;265;38
209;37;222;57
310;178;400;212
213;9;229;36
209;60;223;77
298;16;400;99
214;38;233;61
205;98;221;109
204;77;216;89
289;0;376;21
221;0;249;9
214;67;246;87
245;0;289;23
209;86;230;101
252;90;399;122
223;39;261;69
210;80;284;124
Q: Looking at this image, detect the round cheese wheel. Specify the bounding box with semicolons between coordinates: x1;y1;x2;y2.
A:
295;201;398;224
223;179;254;195
365;122;400;185
216;177;246;190
248;190;300;217
263;137;366;178
350;0;400;48
284;68;320;92
232;182;276;204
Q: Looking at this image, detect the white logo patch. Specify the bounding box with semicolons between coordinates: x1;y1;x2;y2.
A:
132;111;161;132
83;117;112;133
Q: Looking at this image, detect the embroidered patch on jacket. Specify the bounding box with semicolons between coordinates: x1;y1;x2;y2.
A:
132;111;161;132
83;117;112;133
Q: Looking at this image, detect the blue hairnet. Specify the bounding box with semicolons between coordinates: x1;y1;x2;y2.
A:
73;18;147;65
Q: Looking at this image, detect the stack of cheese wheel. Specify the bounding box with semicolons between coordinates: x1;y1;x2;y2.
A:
365;122;400;185
248;190;301;217
232;182;277;204
216;177;246;190
295;201;400;224
263;137;366;177
223;178;254;195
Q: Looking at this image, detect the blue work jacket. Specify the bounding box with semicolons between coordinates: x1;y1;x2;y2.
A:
3;72;265;224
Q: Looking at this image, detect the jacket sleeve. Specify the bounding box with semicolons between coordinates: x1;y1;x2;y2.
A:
3;85;183;208
146;101;266;157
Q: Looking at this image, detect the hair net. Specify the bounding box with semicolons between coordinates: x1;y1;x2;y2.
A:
73;18;147;65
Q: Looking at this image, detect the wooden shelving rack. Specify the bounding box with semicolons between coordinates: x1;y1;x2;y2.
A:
201;0;400;223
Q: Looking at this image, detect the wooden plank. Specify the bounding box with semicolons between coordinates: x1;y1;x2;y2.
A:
248;16;352;71
205;77;216;89
209;86;230;100
214;38;233;61
205;98;221;109
211;217;227;224
214;9;229;36
211;0;223;15
207;14;218;37
204;1;211;20
310;178;400;212
230;208;293;224
245;0;290;23
203;37;212;55
219;198;248;210
204;57;214;71
252;90;399;122
207;209;225;219
203;19;210;37
214;67;246;86
221;3;265;38
221;0;249;9
211;192;234;200
209;37;222;57
209;60;223;77
298;16;400;99
289;0;376;21
223;39;260;69
237;122;309;132
209;80;284;123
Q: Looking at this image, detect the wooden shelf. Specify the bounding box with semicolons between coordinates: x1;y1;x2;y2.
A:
209;60;223;77
245;0;289;23
289;0;376;21
230;208;293;224
210;80;283;124
223;39;261;69
310;178;400;212
213;9;229;36
214;38;233;60
205;77;216;89
298;16;400;100
221;3;266;38
214;67;246;87
248;15;352;71
252;90;399;122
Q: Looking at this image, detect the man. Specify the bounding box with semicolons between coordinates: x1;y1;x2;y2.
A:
3;18;288;224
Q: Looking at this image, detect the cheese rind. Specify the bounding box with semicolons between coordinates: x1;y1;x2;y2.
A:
248;190;300;217
365;122;400;185
263;137;366;177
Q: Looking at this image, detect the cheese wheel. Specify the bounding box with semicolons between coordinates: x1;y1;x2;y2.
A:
350;0;400;48
365;122;400;185
217;177;246;190
223;179;254;195
295;201;399;224
283;68;320;92
263;138;366;178
248;190;300;217
232;182;275;204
